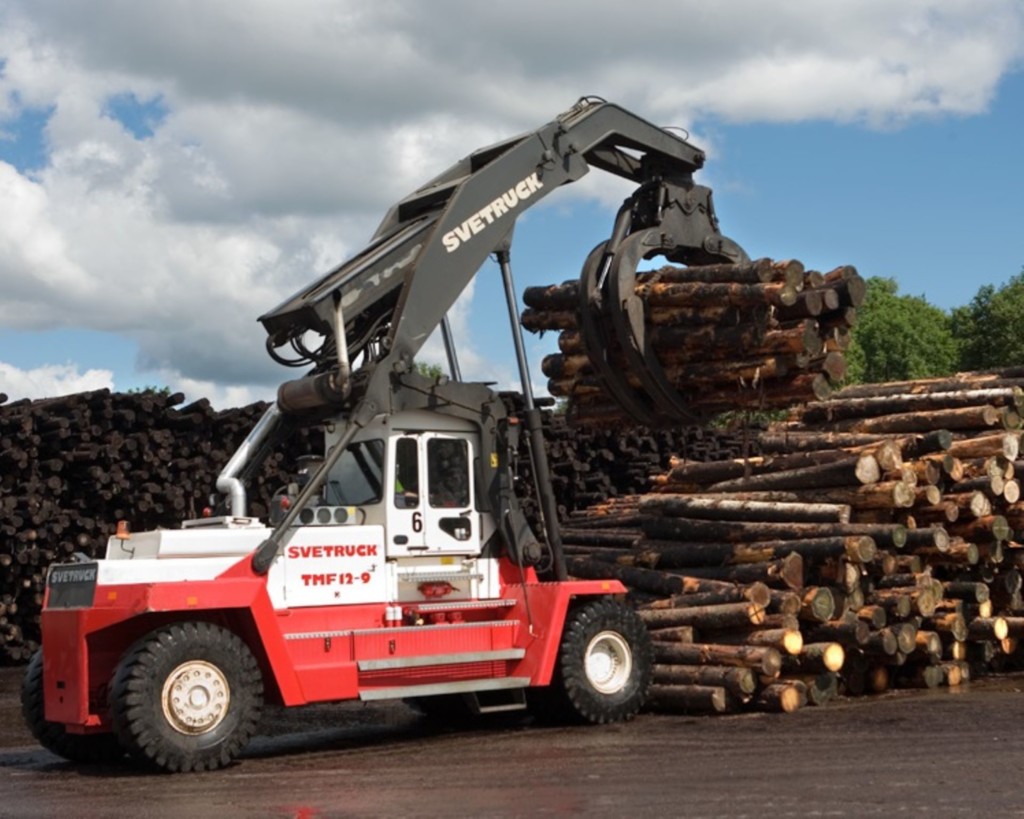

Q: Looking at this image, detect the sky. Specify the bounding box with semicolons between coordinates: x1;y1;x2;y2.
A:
1;0;1023;408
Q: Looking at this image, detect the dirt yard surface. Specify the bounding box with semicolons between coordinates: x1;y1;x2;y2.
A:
2;665;1024;818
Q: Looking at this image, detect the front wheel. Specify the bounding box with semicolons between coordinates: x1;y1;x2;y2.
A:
533;598;652;724
110;622;263;773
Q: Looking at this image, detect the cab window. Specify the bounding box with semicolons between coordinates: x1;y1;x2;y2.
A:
326;439;385;505
394;437;420;509
428;438;470;508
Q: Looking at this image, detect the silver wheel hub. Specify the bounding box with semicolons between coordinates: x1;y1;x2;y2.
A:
584;631;632;695
161;660;230;735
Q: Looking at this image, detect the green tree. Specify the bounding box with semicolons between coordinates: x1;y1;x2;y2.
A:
127;385;172;396
951;271;1024;370
845;277;957;384
414;361;444;379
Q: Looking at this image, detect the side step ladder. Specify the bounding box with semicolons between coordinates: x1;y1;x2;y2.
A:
357;647;529;704
465;686;528;715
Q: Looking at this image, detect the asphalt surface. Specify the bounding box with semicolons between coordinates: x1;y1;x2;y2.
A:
3;666;1024;818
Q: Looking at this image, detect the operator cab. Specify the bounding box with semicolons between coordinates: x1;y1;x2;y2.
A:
318;409;492;559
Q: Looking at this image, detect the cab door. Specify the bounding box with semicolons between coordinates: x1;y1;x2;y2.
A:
385;432;481;557
422;433;481;555
386;434;426;556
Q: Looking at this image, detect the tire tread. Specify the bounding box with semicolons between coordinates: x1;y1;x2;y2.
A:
533;598;652;725
110;621;263;773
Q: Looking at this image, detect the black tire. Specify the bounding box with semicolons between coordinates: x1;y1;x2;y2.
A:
532;598;652;724
21;650;124;764
110;622;263;773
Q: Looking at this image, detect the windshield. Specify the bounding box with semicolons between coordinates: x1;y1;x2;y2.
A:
325;439;385;505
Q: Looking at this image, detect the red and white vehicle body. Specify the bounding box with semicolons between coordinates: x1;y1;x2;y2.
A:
39;410;631;746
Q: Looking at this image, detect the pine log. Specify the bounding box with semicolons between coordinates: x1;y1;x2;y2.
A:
863;629;899;656
799;587;837;623
647;684;731;713
928;612;969;642
947;432;1021;461
903;665;945;689
704;454;882;492
828;371;1024;400
806;616;869;646
830;405;1002;434
942;581;990;603
638;495;850;524
856;605;888;629
638;602;765;630
640;516;894;544
801;387;1024;424
779;672;838;706
945;515;1011;543
940;662;968;686
768;590;802;616
652;643;783;677
755;681;806;713
912;630;943;660
651;663;758;698
743;628;804;655
968;617;1009;641
631;535;875;568
651;554;804;590
891;623;918;655
638;582;772;611
566;557;685;597
646;626;697;644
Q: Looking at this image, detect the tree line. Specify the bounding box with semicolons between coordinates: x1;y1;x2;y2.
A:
846;271;1024;384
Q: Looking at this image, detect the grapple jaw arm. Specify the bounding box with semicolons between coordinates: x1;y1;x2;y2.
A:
576;170;751;428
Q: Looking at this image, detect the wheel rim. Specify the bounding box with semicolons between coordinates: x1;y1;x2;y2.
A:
161;660;231;735
584;631;632;695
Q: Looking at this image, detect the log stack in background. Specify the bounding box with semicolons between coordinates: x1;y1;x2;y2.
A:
522;259;863;426
563;367;1024;713
0;389;324;663
500;393;761;530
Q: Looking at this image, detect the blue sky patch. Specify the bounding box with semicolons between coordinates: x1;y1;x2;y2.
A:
103;92;168;139
0;102;54;171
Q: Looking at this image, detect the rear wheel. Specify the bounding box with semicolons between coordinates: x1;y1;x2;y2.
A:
110;622;263;772
21;650;124;764
532;598;652;724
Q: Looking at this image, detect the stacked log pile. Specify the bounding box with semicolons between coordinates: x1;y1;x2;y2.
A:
0;389;323;662
9;367;1024;721
563;368;1024;713
522;259;862;426
501;394;760;527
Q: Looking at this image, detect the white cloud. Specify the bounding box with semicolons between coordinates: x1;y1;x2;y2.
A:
0;0;1021;402
0;361;113;400
167;374;273;411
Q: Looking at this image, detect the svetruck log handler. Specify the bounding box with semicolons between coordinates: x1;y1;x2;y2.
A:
23;97;750;772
